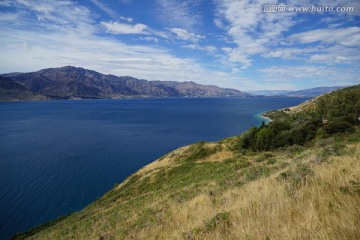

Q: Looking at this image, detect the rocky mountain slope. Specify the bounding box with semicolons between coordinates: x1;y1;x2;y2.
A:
0;76;48;101
14;85;360;240
1;66;249;100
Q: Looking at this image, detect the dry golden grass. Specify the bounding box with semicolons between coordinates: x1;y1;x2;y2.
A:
283;98;317;115
123;144;360;240
197;150;234;163
19;142;360;240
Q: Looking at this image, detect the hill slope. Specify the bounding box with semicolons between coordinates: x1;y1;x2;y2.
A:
14;85;360;240
249;86;347;97
1;66;249;100
287;86;347;97
0;76;48;101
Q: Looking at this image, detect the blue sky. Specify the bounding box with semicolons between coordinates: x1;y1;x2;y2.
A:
0;0;359;90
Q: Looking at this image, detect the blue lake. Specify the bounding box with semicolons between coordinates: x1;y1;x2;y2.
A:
0;97;307;239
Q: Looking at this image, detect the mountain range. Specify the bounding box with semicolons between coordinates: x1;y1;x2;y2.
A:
0;66;249;101
248;86;347;97
0;67;350;101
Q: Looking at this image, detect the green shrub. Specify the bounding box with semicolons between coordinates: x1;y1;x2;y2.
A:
324;120;354;134
236;85;360;152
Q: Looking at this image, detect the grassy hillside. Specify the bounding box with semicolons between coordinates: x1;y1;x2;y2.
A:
15;85;360;240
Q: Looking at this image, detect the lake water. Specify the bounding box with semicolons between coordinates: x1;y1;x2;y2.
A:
0;97;307;239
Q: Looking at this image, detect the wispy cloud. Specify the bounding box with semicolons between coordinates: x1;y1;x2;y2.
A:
215;0;296;69
259;65;360;86
215;0;360;78
316;0;360;16
263;27;360;66
308;45;360;65
138;36;159;43
156;0;202;30
90;0;118;19
0;0;13;7
213;18;226;29
289;27;360;47
263;47;306;60
119;16;133;23
101;21;148;34
0;0;259;90
264;44;360;65
183;44;217;53
169;28;204;42
9;0;95;34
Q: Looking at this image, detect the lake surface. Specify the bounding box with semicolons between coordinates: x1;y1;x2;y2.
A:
0;97;307;239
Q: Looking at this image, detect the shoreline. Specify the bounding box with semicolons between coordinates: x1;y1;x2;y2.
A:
260;113;273;123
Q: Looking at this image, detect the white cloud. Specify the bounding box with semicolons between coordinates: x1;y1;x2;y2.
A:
0;0;13;7
169;28;204;42
264;44;360;65
315;0;360;16
264;26;360;66
138;36;159;43
289;27;360;47
260;66;328;80
156;0;201;30
215;0;296;68
90;0;118;19
259;65;360;86
263;48;304;59
0;11;22;22
308;45;360;65
215;0;360;71
213;18;226;29
224;48;253;69
101;21;148;34
119;16;133;23
10;0;95;35
101;20;170;39
0;0;261;91
263;45;326;60
183;44;217;53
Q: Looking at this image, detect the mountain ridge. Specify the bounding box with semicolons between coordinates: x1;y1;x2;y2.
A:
1;67;351;101
0;66;250;101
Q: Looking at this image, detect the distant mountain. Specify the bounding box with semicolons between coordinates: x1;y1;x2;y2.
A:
249;86;347;97
247;90;292;96
152;80;244;97
0;76;48;101
0;66;250;101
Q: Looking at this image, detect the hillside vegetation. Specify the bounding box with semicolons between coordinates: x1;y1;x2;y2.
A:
15;85;360;240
